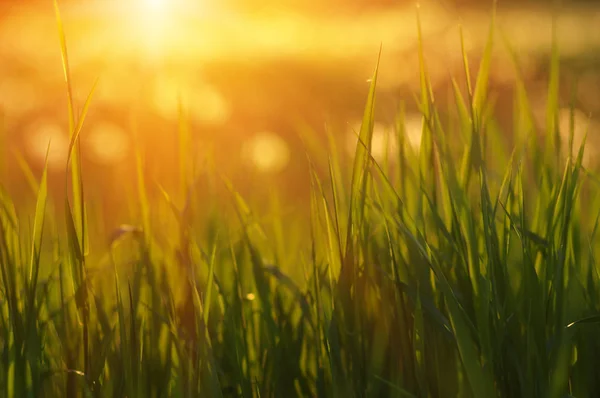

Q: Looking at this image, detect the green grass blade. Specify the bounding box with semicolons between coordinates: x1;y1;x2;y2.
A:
346;46;381;247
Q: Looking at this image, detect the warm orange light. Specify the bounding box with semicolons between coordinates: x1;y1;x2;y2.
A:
25;122;69;170
242;132;291;173
85;122;130;165
132;0;175;58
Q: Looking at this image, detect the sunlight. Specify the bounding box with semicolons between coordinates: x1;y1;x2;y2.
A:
558;108;598;167
85;122;130;165
144;0;167;12
25;122;69;170
151;77;230;124
346;117;423;163
135;2;170;53
346;122;397;163
242;132;290;173
403;114;424;150
129;0;199;58
0;77;38;116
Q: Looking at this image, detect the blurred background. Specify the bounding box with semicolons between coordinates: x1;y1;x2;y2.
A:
0;0;599;229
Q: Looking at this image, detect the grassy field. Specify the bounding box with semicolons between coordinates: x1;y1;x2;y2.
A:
2;3;600;397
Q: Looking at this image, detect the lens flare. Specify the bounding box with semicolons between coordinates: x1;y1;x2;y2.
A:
85;122;129;165
0;78;39;116
346;122;397;163
25;122;69;170
242;132;290;173
346;117;423;163
151;77;230;124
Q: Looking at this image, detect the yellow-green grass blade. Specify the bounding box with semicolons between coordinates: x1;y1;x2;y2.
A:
27;142;49;299
12;150;40;196
347;46;381;247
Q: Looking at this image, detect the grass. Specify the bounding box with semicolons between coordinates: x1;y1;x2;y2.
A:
2;3;600;397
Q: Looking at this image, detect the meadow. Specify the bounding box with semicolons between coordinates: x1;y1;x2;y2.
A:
2;2;600;397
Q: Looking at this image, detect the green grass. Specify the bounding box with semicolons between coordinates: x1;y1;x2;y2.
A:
2;4;600;397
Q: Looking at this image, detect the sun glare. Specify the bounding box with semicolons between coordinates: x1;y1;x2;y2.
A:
25;122;69;170
346;117;423;163
85;122;130;165
145;0;167;12
242;132;291;173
